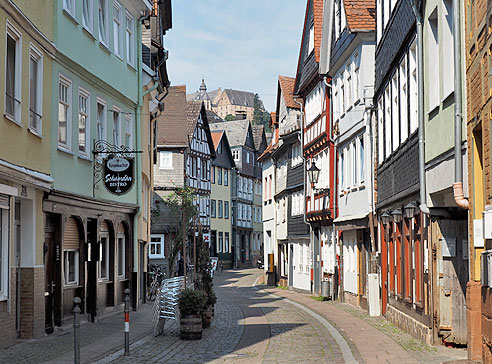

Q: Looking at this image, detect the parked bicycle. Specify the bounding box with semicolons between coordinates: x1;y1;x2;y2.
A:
146;265;165;301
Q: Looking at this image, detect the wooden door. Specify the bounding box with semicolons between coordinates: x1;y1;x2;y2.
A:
44;214;58;334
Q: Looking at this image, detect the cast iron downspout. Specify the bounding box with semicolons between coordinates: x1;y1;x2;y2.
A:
411;1;430;215
452;0;469;209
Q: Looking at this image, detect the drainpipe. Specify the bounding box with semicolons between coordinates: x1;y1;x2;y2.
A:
411;1;430;215
452;0;469;210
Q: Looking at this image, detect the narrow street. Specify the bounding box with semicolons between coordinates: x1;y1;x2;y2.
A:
0;268;473;363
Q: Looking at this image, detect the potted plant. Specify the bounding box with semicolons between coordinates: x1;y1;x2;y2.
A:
178;288;206;340
201;290;216;328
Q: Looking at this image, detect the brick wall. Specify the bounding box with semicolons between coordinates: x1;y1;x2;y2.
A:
19;267;45;339
0;268;17;349
386;304;432;345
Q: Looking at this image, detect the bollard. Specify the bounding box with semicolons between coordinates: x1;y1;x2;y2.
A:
124;289;130;356
73;297;81;364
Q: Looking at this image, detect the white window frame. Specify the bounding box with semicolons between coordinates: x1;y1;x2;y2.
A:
5;21;22;125
0;207;10;300
399;57;409;144
359;136;365;184
117;235;125;278
391;73;399;152
112;106;121;146
98;0;109;46
409;41;418;134
82;0;93;32
78;88;90;157
224;232;229;253
218;200;223;218
63;0;76;17
224;169;228;186
96;98;107;143
149;235;165;259
124;113;133;148
308;24;314;54
125;12;135;66
29;43;43;136
64;249;80;286
113;1;122;57
159;151;173;170
98;234;109;280
58;75;72;151
354;53;360;102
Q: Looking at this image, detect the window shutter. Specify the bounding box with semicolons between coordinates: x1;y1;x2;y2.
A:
64;217;80;249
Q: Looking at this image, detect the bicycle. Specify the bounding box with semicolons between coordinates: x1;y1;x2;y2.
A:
146;265;164;301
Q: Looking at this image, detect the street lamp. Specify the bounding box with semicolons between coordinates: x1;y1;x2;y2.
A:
307;163;320;187
392;208;402;223
381;212;391;226
403;202;418;219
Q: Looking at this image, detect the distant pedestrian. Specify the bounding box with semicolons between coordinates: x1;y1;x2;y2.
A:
178;257;185;276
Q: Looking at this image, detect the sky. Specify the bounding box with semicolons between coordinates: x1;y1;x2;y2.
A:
165;1;306;112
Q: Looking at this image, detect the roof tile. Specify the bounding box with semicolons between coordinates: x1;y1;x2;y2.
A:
345;0;376;32
278;75;300;110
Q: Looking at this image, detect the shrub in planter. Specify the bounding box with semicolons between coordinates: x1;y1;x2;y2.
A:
178;288;206;340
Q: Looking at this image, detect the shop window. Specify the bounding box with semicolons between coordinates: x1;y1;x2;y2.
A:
117;236;125;277
98;236;109;280
64;250;79;285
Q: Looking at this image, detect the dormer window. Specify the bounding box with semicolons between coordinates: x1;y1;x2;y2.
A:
308;24;314;54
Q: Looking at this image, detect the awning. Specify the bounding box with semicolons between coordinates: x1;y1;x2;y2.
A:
334;212;369;231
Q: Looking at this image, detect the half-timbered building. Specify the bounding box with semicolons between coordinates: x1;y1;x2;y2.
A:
151;87;215;273
294;0;336;295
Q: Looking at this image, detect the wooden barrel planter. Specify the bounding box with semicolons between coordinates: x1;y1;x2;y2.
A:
180;314;203;340
202;306;212;328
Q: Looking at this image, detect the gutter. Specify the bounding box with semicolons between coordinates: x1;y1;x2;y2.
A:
411;1;430;215
452;0;469;209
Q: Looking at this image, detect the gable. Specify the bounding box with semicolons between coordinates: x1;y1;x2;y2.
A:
245;124;256;150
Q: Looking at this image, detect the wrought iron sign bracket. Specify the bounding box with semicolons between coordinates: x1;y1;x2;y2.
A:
92;140;142;197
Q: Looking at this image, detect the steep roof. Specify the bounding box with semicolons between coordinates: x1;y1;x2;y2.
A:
278;76;300;110
313;0;323;63
206;109;223;123
209;120;251;148
156;87;189;146
345;0;376;32
252;124;266;152
224;89;255;107
211;130;224;150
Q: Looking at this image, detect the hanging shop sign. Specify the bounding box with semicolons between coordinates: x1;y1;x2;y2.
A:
103;156;134;195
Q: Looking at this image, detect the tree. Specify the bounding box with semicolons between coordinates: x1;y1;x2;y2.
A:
159;187;198;277
224;114;236;121
252;93;272;133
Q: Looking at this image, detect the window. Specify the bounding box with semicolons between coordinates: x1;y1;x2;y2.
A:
125;13;135;66
82;0;93;30
291;192;304;216
0;207;9;298
232;149;240;161
217;141;222;154
211;200;216;218
442;0;454;98
218;167;222;184
218;232;223;253
308;24;314;54
384;85;391;158
224;201;229;219
159;151;172;169
258;207;261;221
427;9;439;110
125;114;133;148
224;169;228;186
98;0;108;45
29;46;43;134
5;23;21;123
246;152;250;164
149;235;164;259
96;99;107;142
399;57;409;143
292;142;302;167
63;0;75;16
117;236;125;277
347;66;353;107
64;250;79;285
224;232;229;253
211;166;215;183
218;200;223;218
143;181;149;220
409;42;418;134
113;108;120;146
341;83;345;113
113;1;122;56
340;151;345;191
58;76;72;149
378;99;384;164
78;90;90;156
354;55;360;101
352;142;357;186
98;236;109;279
391;74;399;151
359;136;364;183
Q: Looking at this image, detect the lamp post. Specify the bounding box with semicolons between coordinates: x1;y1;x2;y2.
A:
403;202;418;219
381;212;391;226
392;208;403;223
307;163;320;187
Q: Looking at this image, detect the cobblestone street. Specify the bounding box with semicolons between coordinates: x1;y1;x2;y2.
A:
0;268;473;363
